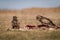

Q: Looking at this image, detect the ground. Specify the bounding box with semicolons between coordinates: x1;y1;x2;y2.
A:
0;27;60;40
0;7;60;40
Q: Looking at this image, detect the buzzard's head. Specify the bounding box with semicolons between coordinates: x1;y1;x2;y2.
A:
36;15;43;20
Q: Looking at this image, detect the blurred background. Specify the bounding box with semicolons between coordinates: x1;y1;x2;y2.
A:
0;0;60;29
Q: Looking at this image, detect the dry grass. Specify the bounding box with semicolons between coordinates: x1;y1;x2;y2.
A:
0;27;60;40
0;8;60;28
0;7;60;40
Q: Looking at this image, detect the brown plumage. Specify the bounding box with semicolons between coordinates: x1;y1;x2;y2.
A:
36;15;56;28
12;16;20;29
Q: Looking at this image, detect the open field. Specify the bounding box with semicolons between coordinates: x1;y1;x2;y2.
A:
0;7;60;40
0;8;60;28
